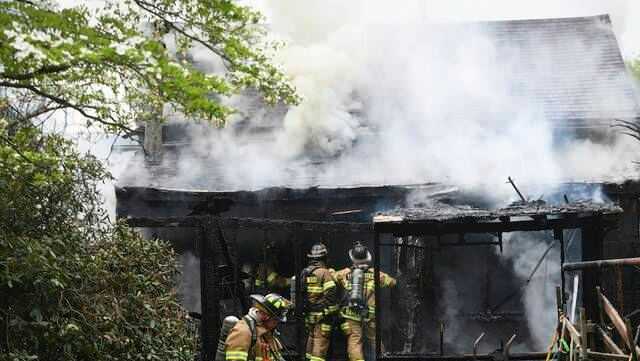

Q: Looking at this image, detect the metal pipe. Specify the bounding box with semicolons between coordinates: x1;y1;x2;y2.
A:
473;333;485;359
562;257;640;272
440;322;445;356
507;177;526;202
558;230;566;305
504;334;516;361
374;232;382;360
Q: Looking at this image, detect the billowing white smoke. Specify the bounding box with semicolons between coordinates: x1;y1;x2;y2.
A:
501;232;560;349
147;0;640;199
275;43;363;158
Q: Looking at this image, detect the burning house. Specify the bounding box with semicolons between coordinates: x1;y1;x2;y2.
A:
116;14;640;361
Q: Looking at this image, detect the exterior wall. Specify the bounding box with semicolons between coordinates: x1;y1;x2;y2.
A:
119;181;640;359
602;185;640;321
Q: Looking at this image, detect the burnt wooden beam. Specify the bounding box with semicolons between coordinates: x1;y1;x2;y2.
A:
375;215;619;237
116;184;418;204
125;215;372;233
124;216;206;227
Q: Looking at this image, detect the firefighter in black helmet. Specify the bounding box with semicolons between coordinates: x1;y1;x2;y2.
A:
301;242;338;361
335;242;396;361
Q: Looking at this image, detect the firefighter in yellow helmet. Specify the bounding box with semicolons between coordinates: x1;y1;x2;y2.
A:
253;241;290;293
302;243;338;361
335;242;396;361
224;293;292;361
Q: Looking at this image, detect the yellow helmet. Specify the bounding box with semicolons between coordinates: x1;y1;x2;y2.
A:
250;293;292;321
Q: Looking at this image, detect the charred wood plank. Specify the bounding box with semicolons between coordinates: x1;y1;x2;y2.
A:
596;325;625;356
376;215;619;237
124;216;206;227
563;317;583;349
587;351;632;361
124;216;371;233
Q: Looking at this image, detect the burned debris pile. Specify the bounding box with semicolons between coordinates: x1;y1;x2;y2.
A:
371;200;626;361
551;286;640;361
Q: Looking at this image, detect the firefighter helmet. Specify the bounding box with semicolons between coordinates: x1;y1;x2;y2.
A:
250;293;291;321
307;242;328;259
349;241;372;265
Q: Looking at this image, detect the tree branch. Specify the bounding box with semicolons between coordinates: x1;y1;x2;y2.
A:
1;64;73;81
132;0;234;65
0;134;37;166
0;81;136;136
20;104;67;122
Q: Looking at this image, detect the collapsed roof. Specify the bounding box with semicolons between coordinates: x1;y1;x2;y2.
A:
374;200;623;235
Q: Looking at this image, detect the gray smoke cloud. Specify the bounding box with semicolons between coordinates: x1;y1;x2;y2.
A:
178;251;201;313
49;0;640;205
115;0;639;203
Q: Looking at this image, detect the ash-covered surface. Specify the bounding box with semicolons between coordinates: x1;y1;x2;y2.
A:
374;200;623;224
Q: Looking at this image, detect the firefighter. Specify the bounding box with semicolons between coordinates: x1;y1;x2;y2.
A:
224;293;292;361
302;243;338;361
253;241;290;293
335;242;396;361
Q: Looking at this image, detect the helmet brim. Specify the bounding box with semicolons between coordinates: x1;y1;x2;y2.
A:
307;253;327;259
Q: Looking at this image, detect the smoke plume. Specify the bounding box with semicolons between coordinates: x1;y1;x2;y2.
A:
114;0;640;204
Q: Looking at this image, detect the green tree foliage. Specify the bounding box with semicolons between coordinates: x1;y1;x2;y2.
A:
0;120;197;360
0;0;299;134
1;1;297;358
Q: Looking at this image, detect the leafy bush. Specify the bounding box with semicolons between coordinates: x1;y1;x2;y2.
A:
0;121;197;360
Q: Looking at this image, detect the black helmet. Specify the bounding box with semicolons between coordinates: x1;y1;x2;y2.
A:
349;241;371;265
307;242;328;259
250;293;291;321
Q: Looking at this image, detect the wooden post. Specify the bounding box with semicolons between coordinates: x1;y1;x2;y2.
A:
582;218;604;322
556;228;566;304
200;218;221;361
557;286;565;353
616;266;624;316
598;288;630;348
374;231;381;361
564;317;582;350
625;319;638;361
597;287;606;331
293;225;305;361
580;307;589;360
